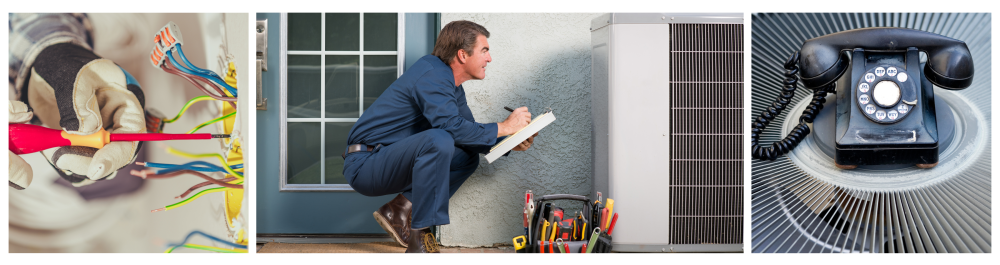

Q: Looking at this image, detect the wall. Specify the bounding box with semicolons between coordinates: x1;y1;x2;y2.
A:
439;13;602;247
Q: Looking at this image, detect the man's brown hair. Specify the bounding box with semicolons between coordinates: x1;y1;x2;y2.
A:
432;20;490;64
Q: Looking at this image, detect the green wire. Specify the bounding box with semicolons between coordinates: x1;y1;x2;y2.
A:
165;187;228;211
165;244;246;253
165;147;244;178
187;111;236;134
165;96;214;123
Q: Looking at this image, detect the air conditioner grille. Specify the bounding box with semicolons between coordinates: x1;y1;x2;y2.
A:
669;23;744;245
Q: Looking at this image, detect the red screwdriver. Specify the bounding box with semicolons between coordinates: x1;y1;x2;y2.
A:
9;123;229;155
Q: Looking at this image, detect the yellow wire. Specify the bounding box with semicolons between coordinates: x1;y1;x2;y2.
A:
165;243;247;253
165;187;232;211
165;147;244;178
187;111;236;134
186;244;248;253
165;96;215;123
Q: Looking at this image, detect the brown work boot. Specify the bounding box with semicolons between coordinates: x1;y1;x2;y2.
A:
405;227;440;253
373;193;412;248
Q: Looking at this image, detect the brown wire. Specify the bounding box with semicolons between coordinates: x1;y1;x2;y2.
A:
161;60;229;100
161;60;238;109
132;169;244;189
176;176;240;199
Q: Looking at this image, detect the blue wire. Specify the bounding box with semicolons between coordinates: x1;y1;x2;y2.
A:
176;44;219;77
147;161;243;174
168;230;247;250
148;161;223;172
145;161;244;170
166;50;238;97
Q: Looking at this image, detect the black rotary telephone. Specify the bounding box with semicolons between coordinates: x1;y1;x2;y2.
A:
751;28;973;169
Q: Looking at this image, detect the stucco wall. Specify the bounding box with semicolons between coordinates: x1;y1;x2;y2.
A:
439;13;602;247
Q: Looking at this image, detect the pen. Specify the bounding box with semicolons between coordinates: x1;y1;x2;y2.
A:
504;106;515;112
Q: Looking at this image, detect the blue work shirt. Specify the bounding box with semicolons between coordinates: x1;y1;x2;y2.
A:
346;55;500;153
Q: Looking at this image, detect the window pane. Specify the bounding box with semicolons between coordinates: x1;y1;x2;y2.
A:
325;55;360;118
326;13;360;51
287;122;321;184
324;122;355;184
288;13;320;51
287;55;321;118
363;13;397;51
364;55;397;110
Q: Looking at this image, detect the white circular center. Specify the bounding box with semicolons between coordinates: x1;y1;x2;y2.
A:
872;81;901;106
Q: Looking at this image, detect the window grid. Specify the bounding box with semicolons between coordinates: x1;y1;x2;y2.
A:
281;13;404;191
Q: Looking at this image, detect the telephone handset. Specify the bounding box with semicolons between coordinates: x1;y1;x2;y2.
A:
751;28;973;169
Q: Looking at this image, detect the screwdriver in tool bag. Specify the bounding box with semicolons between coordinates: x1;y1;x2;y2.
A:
607;213;619;235
605;198;615;229
524;190;533;238
8;123;229;155
600;207;610;231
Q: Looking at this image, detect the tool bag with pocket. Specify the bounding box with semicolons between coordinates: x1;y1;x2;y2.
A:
514;194;613;253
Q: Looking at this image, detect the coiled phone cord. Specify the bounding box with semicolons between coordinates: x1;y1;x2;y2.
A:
751;51;834;161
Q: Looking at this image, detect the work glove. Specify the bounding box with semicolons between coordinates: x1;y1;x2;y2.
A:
25;42;146;187
9;100;35;190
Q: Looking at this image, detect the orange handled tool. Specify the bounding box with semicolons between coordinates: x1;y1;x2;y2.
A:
9;123;229;155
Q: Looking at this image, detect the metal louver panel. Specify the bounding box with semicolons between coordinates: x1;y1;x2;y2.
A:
669;23;744;245
751;13;991;253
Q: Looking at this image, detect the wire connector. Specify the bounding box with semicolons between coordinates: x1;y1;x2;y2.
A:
149;21;184;68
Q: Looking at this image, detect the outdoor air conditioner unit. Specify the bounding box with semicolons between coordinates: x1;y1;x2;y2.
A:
590;13;745;253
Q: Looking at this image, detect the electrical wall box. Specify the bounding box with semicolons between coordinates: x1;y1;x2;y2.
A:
590;13;744;253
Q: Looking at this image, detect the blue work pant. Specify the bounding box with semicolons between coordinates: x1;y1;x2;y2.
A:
344;129;480;229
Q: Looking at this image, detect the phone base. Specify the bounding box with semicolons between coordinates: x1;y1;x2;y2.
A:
834;145;938;168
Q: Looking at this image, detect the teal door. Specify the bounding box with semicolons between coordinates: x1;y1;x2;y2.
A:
256;13;439;235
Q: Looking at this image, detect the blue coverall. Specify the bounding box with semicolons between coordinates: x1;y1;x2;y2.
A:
344;54;506;229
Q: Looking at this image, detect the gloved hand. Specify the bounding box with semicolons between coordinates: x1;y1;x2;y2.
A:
9;100;34;190
25;42;146;187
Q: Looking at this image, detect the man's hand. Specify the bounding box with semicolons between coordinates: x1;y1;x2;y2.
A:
498;106;531;137
27;43;146;187
512;132;538;151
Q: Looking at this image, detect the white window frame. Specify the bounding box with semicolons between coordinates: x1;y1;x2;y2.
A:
280;13;405;191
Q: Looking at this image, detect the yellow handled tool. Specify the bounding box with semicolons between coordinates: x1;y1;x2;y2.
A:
605;198;615;230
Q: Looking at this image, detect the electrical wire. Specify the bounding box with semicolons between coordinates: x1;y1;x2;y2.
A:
165;244;247;253
151;187;232;212
161;68;237;112
188;111;236;134
166;48;229;91
164;95;214;123
164;146;243;178
166;49;238;97
177;176;240;199
130;169;243;189
163;230;248;251
138;161;243;173
161;60;238;109
176;44;220;77
162;59;227;98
